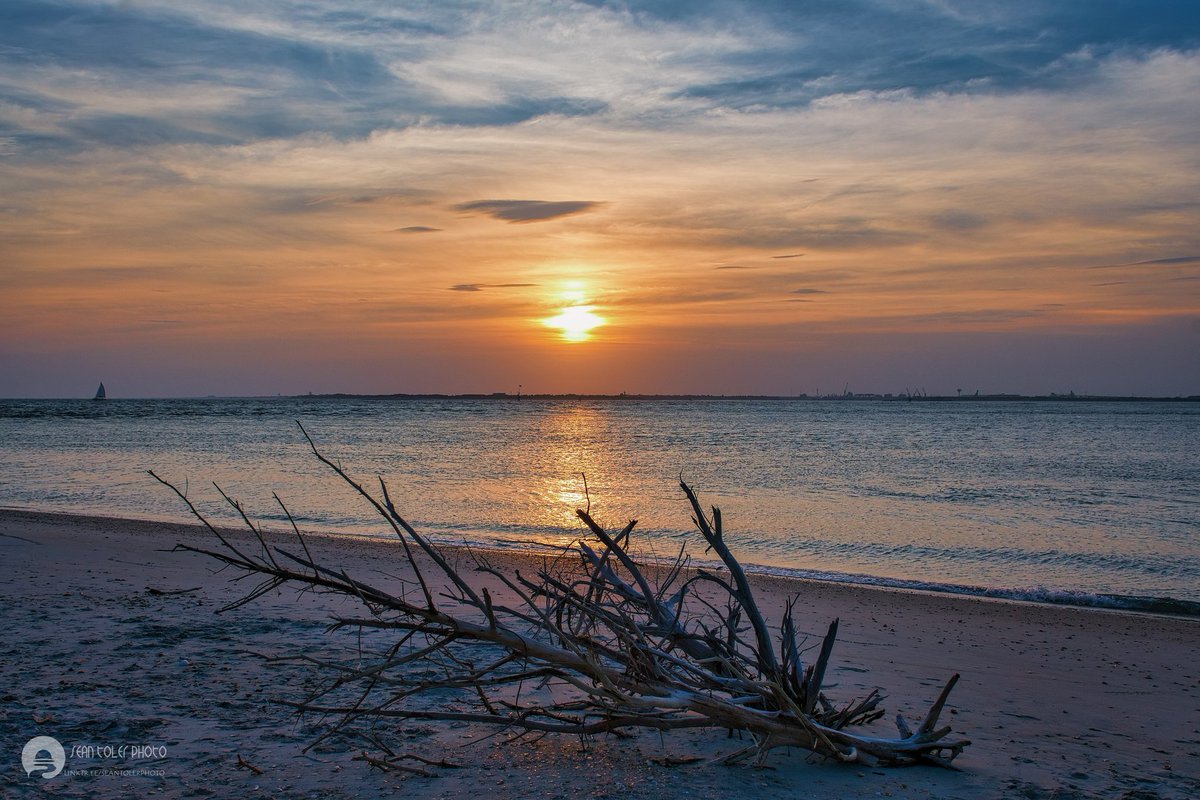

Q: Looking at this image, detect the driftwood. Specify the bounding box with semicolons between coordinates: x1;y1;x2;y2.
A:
151;424;970;769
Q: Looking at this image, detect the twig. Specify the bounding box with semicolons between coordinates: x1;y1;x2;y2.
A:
352;752;434;776
235;754;264;775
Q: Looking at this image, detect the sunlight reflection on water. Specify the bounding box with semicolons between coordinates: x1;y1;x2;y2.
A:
1;396;1197;602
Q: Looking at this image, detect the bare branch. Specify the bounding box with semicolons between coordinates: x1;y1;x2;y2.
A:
156;436;971;772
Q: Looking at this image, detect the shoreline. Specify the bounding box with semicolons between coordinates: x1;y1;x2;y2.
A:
6;394;1200;402
2;507;1199;798
6;506;1198;620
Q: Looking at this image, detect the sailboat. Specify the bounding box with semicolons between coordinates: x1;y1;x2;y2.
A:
93;382;107;401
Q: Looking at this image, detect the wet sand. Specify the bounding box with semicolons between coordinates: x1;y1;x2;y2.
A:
2;508;1197;799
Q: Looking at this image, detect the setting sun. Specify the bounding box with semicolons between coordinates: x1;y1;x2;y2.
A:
543;305;606;342
1;0;1197;401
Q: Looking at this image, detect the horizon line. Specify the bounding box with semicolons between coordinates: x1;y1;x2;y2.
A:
6;391;1200;402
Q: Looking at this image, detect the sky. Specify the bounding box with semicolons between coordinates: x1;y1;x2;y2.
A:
1;0;1199;398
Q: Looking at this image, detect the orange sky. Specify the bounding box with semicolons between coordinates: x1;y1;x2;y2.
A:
1;2;1198;397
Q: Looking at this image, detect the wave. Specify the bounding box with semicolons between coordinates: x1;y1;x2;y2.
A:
738;562;1200;618
428;530;1200;617
742;534;1197;579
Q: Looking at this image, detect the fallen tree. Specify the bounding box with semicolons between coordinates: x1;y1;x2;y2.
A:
151;424;970;769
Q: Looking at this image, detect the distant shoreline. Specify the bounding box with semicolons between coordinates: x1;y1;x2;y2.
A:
291;391;1200;402
6;392;1200;402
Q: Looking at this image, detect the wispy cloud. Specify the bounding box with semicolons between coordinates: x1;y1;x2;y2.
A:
449;283;538;292
1088;255;1200;270
454;200;600;223
1130;255;1200;266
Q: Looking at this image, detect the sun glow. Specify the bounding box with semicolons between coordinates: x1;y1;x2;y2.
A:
543;305;606;342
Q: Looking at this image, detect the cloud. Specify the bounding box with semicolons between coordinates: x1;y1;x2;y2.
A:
898;308;1048;326
3;2;1200;397
0;0;411;149
714;220;916;250
608;288;747;308
453;199;600;223
449;283;538;292
790;288;828;295
1130;255;1200;266
63;113;238;147
1088;254;1200;270
4;0;1200;170
929;211;988;231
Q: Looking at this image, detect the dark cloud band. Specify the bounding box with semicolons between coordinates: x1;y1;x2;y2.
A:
449;283;539;292
454;199;599;223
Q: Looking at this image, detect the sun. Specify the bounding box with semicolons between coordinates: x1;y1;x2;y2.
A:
543;305;605;342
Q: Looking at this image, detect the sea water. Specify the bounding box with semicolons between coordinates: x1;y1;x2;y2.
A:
1;397;1197;612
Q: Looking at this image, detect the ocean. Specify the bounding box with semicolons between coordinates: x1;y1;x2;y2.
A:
1;396;1197;613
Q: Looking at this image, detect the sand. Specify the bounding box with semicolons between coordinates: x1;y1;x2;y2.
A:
2;508;1198;799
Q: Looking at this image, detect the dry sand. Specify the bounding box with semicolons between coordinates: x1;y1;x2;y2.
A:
2;508;1198;799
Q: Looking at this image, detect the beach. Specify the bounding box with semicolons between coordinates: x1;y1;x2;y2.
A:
2;509;1198;799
